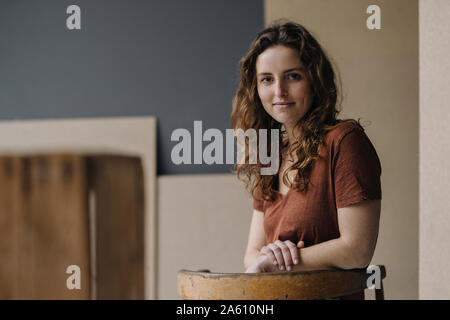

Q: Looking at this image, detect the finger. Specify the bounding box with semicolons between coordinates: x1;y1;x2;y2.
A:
260;246;277;265
260;255;277;273
297;240;304;248
268;243;286;270
285;241;300;266
273;240;291;269
274;241;293;270
275;241;294;270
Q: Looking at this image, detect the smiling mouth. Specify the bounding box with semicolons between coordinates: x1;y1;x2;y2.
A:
273;102;294;108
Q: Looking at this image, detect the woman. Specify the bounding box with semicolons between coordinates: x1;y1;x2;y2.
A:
231;21;382;280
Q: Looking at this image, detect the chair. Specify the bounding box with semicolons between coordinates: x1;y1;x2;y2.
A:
178;265;386;300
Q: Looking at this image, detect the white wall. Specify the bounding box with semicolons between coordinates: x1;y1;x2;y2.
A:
419;0;450;299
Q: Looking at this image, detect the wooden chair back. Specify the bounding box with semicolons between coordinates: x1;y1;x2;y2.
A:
178;265;386;300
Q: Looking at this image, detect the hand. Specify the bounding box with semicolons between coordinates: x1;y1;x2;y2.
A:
245;254;278;273
259;240;304;271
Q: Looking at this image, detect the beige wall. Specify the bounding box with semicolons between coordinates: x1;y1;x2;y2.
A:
264;0;419;299
157;174;253;299
419;0;450;299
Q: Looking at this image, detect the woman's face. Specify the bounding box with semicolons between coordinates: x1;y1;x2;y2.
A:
256;45;313;129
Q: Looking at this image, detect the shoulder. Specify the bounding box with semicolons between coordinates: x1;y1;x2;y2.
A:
325;120;381;172
325;120;366;147
324;120;380;167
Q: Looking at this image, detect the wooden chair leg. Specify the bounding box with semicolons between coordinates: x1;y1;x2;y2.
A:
375;279;384;300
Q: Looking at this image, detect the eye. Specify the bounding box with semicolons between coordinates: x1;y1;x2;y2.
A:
288;73;301;80
260;77;272;83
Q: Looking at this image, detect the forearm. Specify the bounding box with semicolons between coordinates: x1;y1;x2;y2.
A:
291;237;368;272
244;250;261;270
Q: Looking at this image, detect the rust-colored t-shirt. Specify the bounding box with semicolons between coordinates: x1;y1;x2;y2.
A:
253;121;382;247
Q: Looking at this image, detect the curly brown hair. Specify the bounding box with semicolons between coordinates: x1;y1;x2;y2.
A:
231;20;360;203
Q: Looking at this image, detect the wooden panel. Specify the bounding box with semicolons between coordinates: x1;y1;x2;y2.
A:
0;156;23;299
0;153;145;299
26;154;90;299
0;154;90;299
88;155;144;299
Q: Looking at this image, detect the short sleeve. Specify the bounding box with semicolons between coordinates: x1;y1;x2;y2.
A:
252;187;265;212
253;197;265;212
333;128;382;208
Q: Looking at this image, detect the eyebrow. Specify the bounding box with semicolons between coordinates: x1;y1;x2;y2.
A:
257;67;305;76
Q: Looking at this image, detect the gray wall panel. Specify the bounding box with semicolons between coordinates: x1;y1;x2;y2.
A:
0;0;264;174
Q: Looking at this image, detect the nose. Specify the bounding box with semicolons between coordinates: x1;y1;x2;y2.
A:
275;79;288;98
